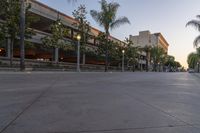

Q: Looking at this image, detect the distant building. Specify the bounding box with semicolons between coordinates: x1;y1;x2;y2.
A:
129;31;169;53
0;0;125;65
129;31;169;71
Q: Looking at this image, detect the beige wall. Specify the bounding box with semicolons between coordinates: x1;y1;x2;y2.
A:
129;31;169;53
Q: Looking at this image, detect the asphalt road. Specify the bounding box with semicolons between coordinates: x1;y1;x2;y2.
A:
0;72;200;133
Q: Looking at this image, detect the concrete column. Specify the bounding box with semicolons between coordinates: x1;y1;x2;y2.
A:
139;64;142;71
82;53;85;65
6;39;11;58
54;48;59;63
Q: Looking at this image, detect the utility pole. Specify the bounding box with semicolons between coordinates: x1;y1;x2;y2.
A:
20;0;25;71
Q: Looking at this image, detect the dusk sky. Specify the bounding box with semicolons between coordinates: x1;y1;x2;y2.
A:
38;0;200;68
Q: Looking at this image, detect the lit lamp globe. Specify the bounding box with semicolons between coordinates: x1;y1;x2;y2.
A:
122;50;125;53
77;35;81;41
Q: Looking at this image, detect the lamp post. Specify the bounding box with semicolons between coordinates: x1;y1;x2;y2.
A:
197;62;200;73
20;0;25;71
77;34;81;72
122;50;125;72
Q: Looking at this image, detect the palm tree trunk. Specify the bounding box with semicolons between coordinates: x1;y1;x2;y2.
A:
105;31;109;72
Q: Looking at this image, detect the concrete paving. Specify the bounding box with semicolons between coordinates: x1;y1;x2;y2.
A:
0;72;200;133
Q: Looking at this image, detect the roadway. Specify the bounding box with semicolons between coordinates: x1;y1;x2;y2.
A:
0;72;200;133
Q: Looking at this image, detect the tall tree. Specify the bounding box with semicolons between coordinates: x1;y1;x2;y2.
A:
187;53;198;69
124;38;139;72
90;0;130;72
165;55;178;71
72;5;90;65
186;15;200;47
187;48;200;69
150;46;165;72
0;0;36;67
96;32;114;59
41;19;72;63
143;45;151;72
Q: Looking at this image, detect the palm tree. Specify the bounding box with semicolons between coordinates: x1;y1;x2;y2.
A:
124;38;139;72
187;52;199;69
90;0;130;72
67;0;77;3
187;48;200;71
186;15;200;47
143;45;151;72
150;46;165;72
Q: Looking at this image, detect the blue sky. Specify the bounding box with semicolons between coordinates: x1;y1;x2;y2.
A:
38;0;200;67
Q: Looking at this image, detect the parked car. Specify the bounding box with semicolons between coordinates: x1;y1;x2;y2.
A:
188;69;195;73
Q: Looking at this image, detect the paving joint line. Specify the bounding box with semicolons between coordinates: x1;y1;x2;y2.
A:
52;124;190;133
0;75;61;133
123;92;192;127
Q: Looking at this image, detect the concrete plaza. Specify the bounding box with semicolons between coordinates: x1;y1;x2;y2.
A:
0;72;200;133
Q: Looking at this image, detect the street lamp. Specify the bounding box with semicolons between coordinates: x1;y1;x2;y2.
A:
122;50;125;72
77;34;81;72
197;62;200;73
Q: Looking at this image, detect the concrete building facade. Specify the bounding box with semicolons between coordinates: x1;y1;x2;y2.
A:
129;31;169;71
129;31;169;53
0;0;125;66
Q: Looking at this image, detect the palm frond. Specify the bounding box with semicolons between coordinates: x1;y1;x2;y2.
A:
108;2;119;14
193;35;200;47
110;16;130;30
67;0;77;3
107;3;118;23
186;20;200;31
196;47;200;56
196;15;200;19
90;10;103;26
100;0;108;13
187;52;199;68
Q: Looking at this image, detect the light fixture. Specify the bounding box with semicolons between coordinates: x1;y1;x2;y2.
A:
122;50;125;53
77;34;81;41
58;22;61;25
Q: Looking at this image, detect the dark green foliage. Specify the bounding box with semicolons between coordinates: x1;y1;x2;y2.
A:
124;38;140;68
186;15;200;47
150;46;166;71
0;0;37;41
0;0;38;66
90;0;130;71
187;48;200;69
72;5;90;53
41;19;73;50
95;32;114;56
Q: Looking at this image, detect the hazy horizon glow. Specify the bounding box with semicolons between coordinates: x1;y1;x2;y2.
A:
38;0;200;68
